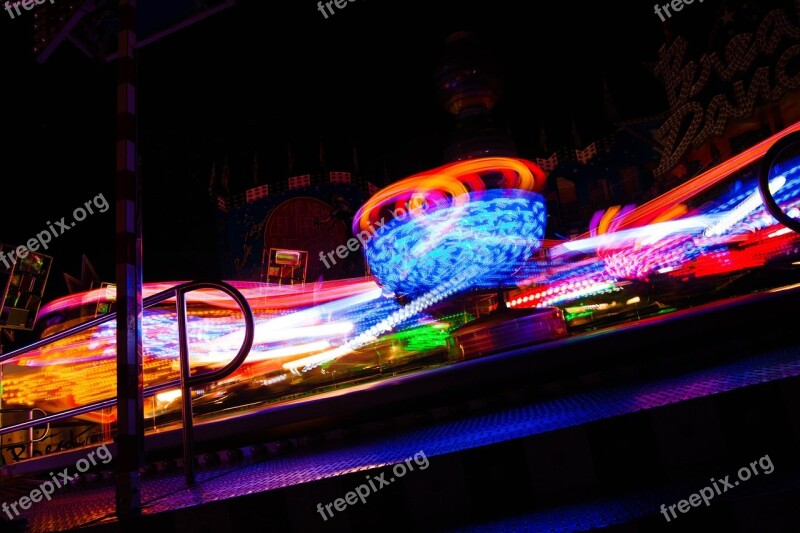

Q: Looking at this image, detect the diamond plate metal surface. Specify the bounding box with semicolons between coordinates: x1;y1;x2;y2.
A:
9;346;800;531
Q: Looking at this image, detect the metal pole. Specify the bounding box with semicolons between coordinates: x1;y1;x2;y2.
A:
176;290;196;485
27;410;33;459
115;0;144;519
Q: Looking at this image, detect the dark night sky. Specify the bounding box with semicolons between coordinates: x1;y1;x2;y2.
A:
0;0;773;310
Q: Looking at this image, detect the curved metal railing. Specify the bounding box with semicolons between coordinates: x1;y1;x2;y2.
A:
0;280;255;484
0;408;50;459
760;130;800;234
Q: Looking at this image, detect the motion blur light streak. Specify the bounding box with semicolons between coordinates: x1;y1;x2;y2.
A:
35;279;380;318
597;205;621;235
704;176;786;238
354;157;545;235
600;120;800;233
6;143;800;425
286;265;485;373
194;290;378;352
505;141;800;314
552;216;716;258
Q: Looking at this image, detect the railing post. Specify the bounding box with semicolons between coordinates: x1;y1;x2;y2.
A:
176;289;196;485
27;410;33;459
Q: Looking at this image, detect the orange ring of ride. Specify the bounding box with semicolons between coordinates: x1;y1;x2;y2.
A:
353;157;546;235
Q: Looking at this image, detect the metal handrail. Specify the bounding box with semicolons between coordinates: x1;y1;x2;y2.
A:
759;131;800;234
0;288;188;366
0;408;50;458
0;281;255;484
175;282;255;484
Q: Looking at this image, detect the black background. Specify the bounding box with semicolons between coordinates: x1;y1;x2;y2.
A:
0;0;758;302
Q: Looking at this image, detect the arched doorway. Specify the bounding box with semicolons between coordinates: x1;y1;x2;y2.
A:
263;197;356;282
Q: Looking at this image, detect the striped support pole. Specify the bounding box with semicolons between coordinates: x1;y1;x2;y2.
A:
115;0;144;518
